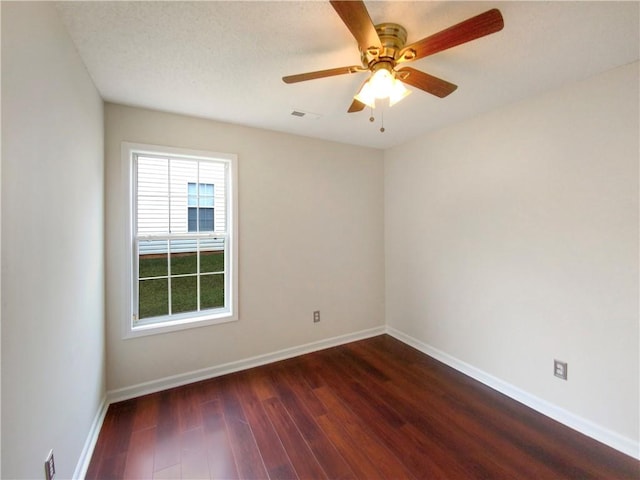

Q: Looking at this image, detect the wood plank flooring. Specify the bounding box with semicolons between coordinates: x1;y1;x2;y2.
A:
87;335;639;479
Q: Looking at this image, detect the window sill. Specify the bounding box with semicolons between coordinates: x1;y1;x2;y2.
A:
124;311;238;339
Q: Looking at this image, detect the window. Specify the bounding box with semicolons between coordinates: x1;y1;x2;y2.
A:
123;142;238;337
188;182;214;232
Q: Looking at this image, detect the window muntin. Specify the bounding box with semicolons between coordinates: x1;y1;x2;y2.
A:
124;143;237;337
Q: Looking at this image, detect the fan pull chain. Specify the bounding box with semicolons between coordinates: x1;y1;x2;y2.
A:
368;106;385;133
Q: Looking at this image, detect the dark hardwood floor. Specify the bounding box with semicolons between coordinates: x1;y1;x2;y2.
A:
87;335;639;479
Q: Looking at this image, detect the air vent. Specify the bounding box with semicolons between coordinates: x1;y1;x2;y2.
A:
290;109;321;120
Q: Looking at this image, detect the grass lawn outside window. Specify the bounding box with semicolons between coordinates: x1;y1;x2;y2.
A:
138;251;225;320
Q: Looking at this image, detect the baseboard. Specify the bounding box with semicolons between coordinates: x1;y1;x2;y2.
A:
107;325;386;404
73;396;109;479
385;326;640;460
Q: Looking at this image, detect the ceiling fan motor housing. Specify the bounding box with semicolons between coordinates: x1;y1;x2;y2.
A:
360;23;408;67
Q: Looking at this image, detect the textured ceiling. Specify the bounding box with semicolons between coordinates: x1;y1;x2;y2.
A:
56;1;639;149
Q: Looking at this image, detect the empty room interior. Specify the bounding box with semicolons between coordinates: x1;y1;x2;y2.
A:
1;1;639;479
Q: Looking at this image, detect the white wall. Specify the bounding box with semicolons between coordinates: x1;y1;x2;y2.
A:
105;103;385;391
1;3;105;478
385;62;639;451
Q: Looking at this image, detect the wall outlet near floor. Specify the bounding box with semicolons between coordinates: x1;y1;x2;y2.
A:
554;360;568;380
44;450;55;480
313;310;320;323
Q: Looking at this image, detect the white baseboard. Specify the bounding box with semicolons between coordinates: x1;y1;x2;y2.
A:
107;326;386;404
385;326;640;460
73;396;109;479
83;324;636;477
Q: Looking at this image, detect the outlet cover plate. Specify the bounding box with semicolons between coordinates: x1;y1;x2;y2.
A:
44;450;55;480
554;360;568;380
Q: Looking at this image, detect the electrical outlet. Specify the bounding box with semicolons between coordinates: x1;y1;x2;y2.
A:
44;450;55;480
313;311;320;323
554;360;568;380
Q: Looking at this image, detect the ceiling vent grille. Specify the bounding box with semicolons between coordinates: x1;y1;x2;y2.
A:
290;109;321;120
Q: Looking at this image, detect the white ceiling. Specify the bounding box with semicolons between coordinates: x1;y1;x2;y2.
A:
55;1;639;150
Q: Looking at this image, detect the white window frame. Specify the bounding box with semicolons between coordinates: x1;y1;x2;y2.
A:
122;142;238;338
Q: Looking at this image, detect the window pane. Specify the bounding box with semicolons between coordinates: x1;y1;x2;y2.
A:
137;157;168;197
137;157;170;234
200;195;214;207
139;278;169;319
170;240;197;275
187;207;197;232
188;182;197;207
169;160;196;233
171;276;197;314
139;251;168;279
201;273;224;309
170;160;198;196
200;162;226;231
200;248;224;273
199;208;214;232
199;164;220;184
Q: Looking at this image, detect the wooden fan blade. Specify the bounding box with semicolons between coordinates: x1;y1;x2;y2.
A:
330;0;382;55
396;67;457;98
282;65;365;84
397;9;504;63
348;99;366;113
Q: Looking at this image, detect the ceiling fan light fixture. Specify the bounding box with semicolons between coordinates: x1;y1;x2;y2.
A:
368;67;394;96
354;65;410;108
354;80;376;108
388;80;411;106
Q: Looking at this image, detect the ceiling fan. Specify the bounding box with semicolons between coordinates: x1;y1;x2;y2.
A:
283;1;504;112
